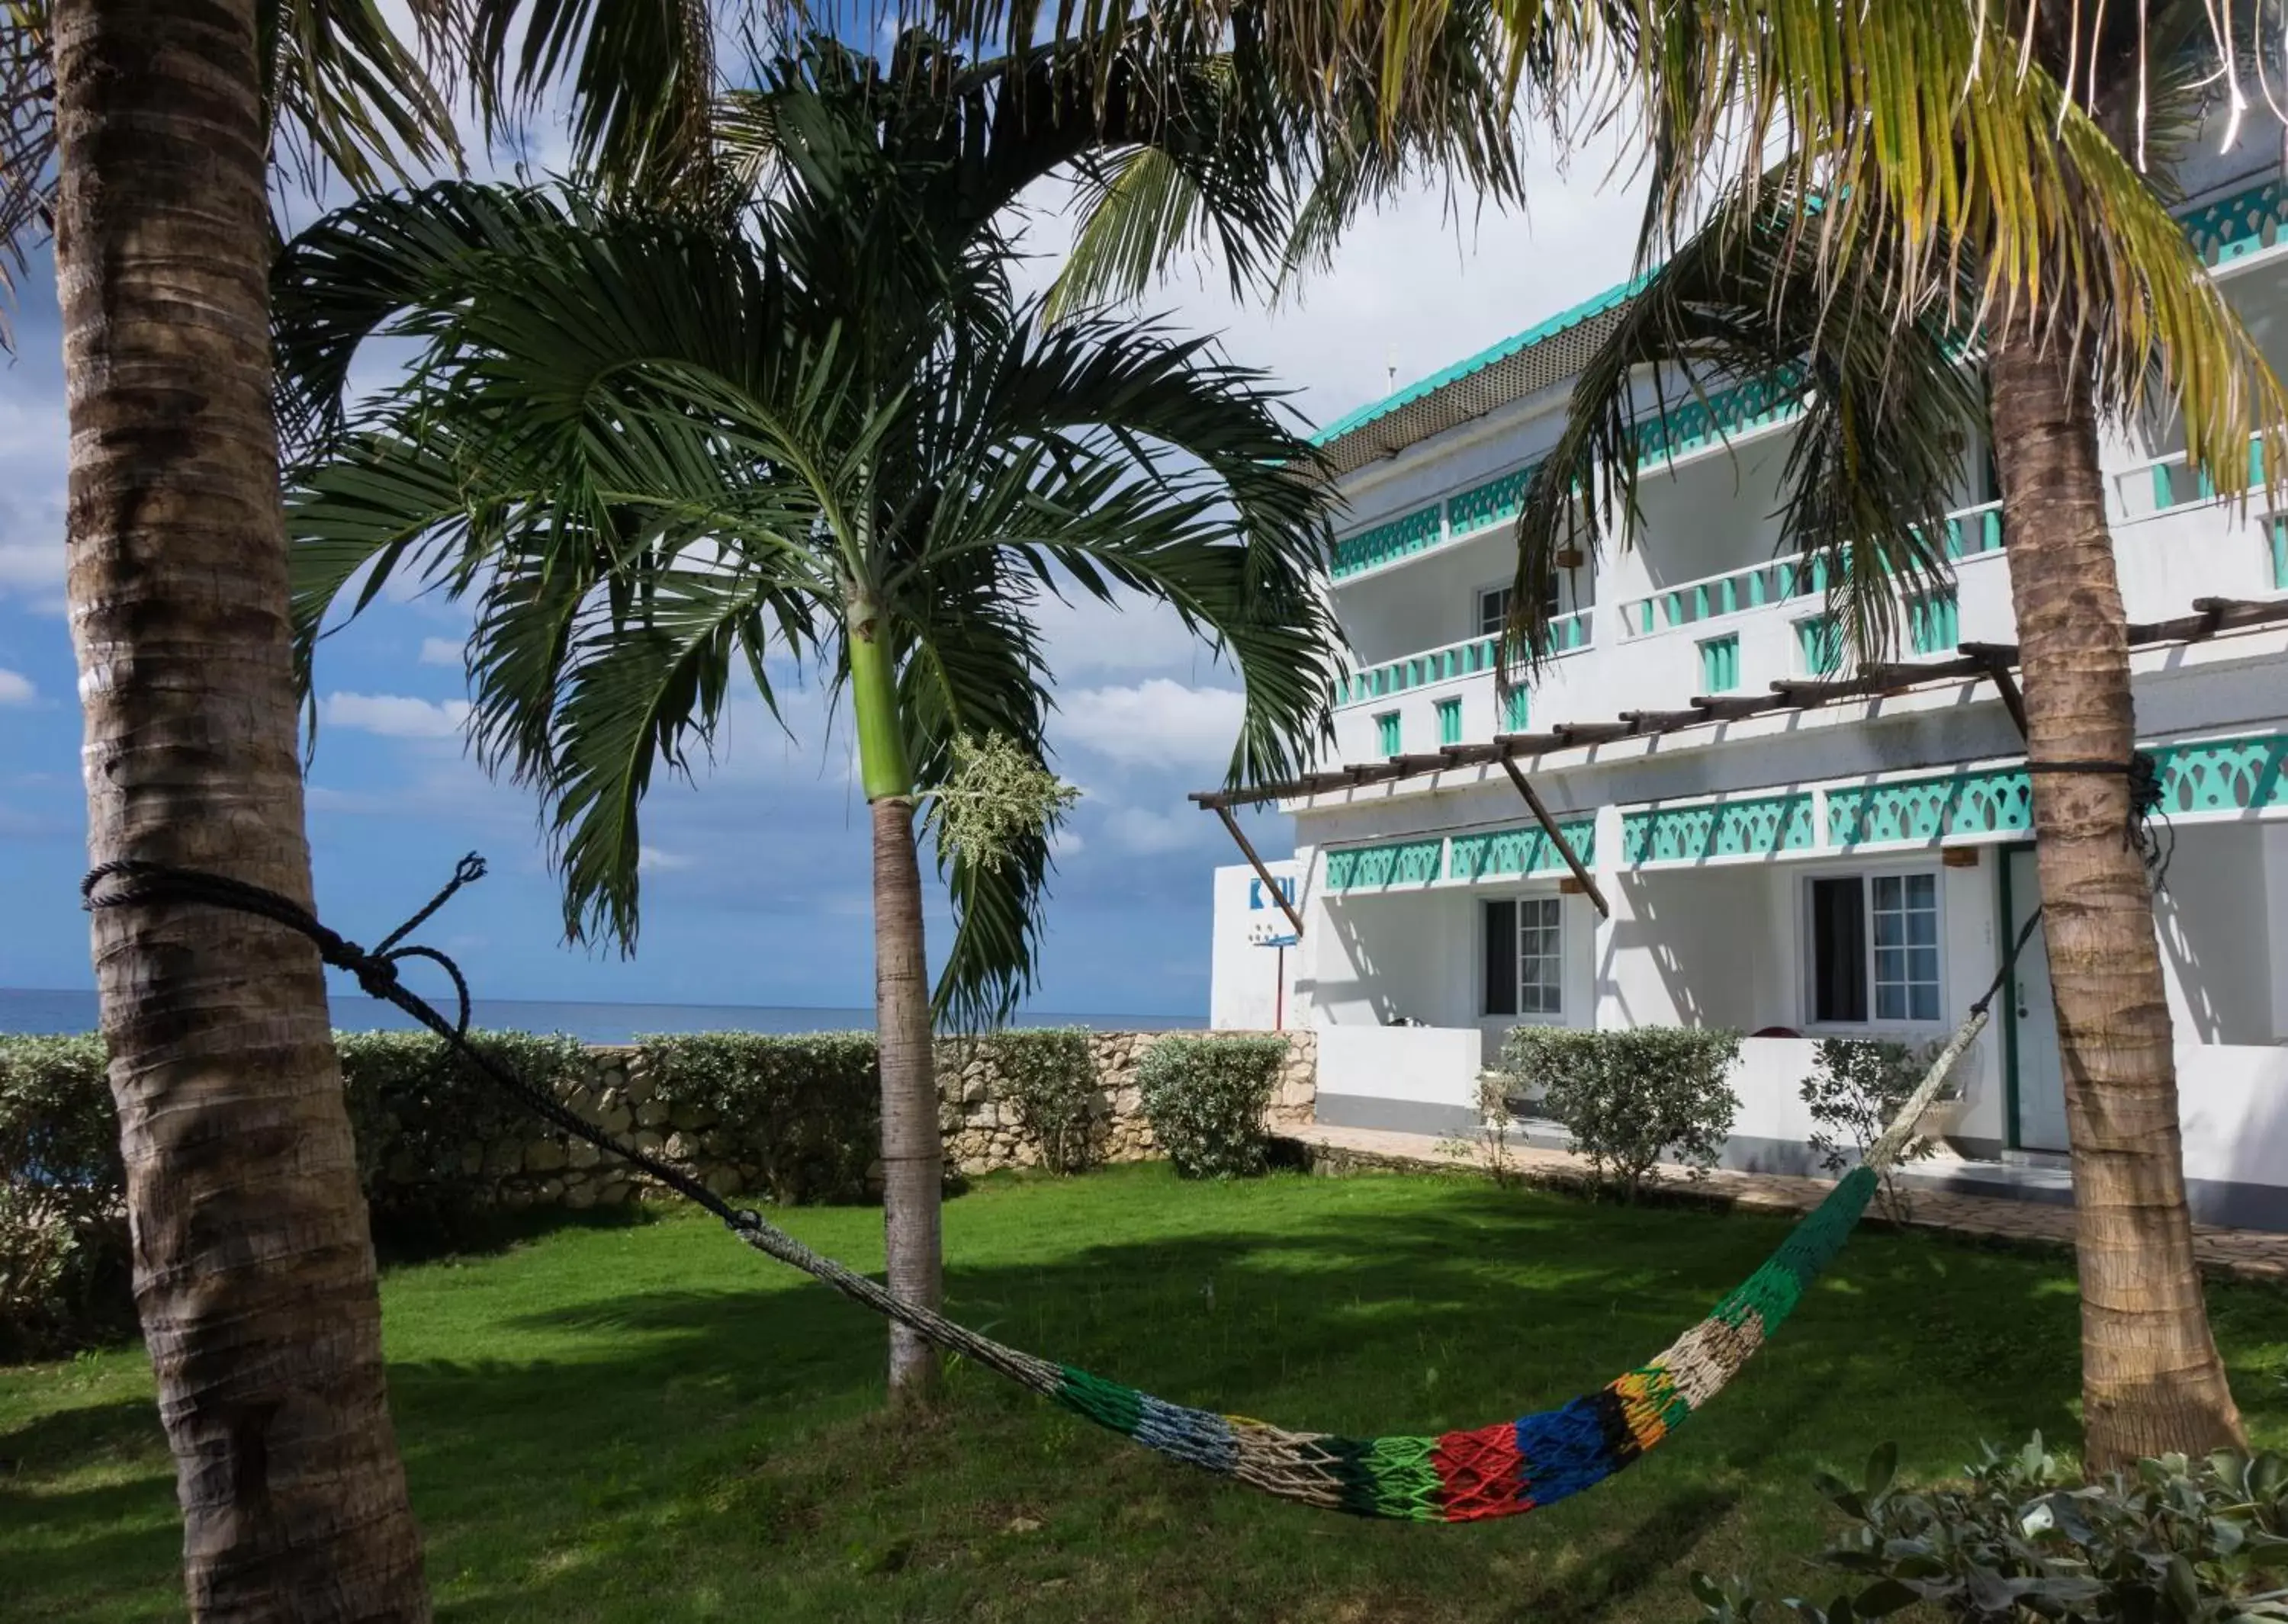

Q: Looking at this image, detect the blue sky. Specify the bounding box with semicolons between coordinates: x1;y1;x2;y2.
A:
0;108;1642;1019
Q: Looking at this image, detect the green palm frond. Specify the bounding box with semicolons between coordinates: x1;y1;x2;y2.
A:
1511;172;1984;672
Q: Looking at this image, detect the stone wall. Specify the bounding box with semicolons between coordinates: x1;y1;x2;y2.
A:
469;1030;1316;1212
940;1029;1316;1174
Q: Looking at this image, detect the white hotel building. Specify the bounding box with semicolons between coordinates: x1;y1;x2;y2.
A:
1207;140;2288;1225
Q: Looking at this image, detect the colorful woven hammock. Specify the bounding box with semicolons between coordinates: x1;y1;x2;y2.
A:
721;1011;1981;1524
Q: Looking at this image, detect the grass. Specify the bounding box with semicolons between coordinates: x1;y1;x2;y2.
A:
8;1165;2288;1622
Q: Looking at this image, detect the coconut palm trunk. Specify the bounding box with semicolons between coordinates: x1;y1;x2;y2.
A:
53;0;429;1613
1987;316;2246;1472
849;592;944;1400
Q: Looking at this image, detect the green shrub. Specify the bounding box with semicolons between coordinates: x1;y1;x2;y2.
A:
962;1028;1099;1173
1137;1035;1287;1179
1801;1038;1946;1224
0;1036;130;1359
336;1029;592;1241
1690;1437;2288;1624
637;1032;879;1204
1500;1026;1740;1200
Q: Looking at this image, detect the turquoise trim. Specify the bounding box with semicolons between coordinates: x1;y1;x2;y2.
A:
1436;697;1464;747
1448;464;1538;536
2181;175;2288;268
1633;364;1810;468
1374;711;1402;758
1622;794;1814;864
1448;817;1598;881
1698;634;1740;693
1332;504;1442;578
1908;592;1959;655
2272;518;2288;589
1324;839;1443;893
1310;274;1653;449
1502;685;1530;732
1828;733;2288;849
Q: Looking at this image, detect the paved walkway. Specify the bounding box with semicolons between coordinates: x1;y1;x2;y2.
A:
1282;1122;2288;1284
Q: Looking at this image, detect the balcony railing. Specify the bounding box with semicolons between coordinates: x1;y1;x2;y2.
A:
2116;436;2268;518
1617;500;2006;638
2181;173;2288;269
1334;611;1595;708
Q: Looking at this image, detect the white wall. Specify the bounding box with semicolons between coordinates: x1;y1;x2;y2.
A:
1316;1025;1487;1125
1208;860;1299;1032
2154;823;2278;1047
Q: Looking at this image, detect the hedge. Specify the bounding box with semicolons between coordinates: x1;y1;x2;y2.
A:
1497;1026;1742;1199
1137;1034;1289;1179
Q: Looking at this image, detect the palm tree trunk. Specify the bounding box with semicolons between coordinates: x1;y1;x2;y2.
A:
53;0;430;1615
1987;317;2245;1472
848;593;943;1401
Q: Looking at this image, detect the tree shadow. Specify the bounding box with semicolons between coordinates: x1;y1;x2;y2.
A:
8;1173;2284;1622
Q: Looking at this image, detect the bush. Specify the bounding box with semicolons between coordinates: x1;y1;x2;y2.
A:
1500;1026;1740;1199
963;1029;1099;1174
1801;1038;1946;1224
1137;1035;1287;1179
638;1032;880;1204
1690;1437;2288;1624
336;1029;593;1242
0;1036;130;1359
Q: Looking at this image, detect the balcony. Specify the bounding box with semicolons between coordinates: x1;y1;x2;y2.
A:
1334;611;1595;710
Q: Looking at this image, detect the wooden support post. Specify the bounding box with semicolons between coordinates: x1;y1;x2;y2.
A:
1984;659;2030;739
1498;756;1610;919
1216;805;1306;939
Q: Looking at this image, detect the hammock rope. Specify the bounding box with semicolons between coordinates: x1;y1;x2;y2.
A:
84;853;2035;1524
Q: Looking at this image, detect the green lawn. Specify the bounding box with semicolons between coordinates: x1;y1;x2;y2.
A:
10;1165;2288;1622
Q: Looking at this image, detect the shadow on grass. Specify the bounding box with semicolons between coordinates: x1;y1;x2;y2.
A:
8;1170;2284;1623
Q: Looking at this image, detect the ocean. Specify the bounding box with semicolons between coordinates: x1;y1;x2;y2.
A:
0;988;1204;1045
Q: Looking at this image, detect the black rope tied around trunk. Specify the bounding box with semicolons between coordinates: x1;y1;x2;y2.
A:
2022;748;2174;889
78;855;1068;1395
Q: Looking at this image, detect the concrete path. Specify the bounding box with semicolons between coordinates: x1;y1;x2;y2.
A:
1283;1121;2288;1285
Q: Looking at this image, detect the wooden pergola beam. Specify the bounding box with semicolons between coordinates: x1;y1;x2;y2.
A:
1499;756;1609;919
1214;805;1306;939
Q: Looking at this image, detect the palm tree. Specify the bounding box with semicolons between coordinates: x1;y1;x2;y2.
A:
1508;9;2287;1470
272;34;1342;1401
1;0;466;1613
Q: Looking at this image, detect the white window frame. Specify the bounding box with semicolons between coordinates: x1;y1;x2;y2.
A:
1477;576;1563;642
1482;891;1566;1024
1797;865;1948;1033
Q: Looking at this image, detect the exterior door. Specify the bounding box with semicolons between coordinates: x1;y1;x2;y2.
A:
2005;847;2069;1152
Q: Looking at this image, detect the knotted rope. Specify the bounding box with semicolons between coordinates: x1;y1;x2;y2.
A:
79;853;2017;1522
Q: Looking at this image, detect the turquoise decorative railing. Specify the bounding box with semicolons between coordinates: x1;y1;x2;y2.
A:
1907;591;1960;656
2180;175;2288;268
1618;501;2004;639
1632;365;1809;469
1331;503;1443;578
1828;733;2287;846
1448;464;1539;536
2273;518;2288;590
1323;838;1443;892
1621;792;1814;864
1448;818;1597;881
1335;613;1594;709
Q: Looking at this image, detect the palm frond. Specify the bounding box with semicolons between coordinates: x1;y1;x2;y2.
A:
1511;172;1984;673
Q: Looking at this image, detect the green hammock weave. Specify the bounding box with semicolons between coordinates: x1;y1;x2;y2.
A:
725;1010;1979;1524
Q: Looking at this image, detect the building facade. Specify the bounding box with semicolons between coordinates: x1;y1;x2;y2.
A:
1207;136;2288;1226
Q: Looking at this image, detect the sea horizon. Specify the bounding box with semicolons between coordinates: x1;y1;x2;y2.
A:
0;987;1207;1045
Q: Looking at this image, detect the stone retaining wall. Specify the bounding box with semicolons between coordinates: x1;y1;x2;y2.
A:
475;1030;1315;1212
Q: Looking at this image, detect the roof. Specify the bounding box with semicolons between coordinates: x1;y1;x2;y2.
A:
1309;272;1650;477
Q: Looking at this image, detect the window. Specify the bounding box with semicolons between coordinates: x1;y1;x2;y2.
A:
1808;871;1941;1025
1907;592;1959;655
1436;697;1464;746
1502;685;1530;733
1478;580;1561;644
1483;897;1563;1018
1375;711;1402;757
1795;614;1840;676
1698;634;1740;693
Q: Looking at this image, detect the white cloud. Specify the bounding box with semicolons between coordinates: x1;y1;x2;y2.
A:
1099;805;1209;855
418;637;464;667
0;669;32;705
321;691;471;740
1033;589;1226;681
1056;679;1245;772
638;846;693;873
